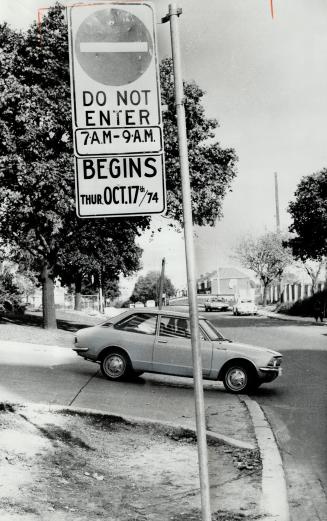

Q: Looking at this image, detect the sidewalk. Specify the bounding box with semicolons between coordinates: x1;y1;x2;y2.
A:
258;307;327;325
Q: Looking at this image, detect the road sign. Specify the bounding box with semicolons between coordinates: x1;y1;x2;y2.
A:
75;8;154;86
68;2;165;217
75;154;165;217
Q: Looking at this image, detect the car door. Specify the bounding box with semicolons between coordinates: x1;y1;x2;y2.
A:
113;312;157;371
153;315;213;377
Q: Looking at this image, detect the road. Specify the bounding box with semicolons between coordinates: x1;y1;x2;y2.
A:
208;311;327;521
0;339;253;445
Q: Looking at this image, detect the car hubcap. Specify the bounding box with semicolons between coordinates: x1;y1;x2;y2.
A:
104;355;125;378
227;368;247;391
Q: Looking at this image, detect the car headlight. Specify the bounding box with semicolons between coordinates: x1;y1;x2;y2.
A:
267;356;282;368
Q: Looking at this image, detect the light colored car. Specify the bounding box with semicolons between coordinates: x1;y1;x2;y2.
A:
73;309;282;393
233;299;258;316
204;297;229;312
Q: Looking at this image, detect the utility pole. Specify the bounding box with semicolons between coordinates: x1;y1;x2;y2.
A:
274;172;282;302
274;172;280;232
162;5;212;521
98;270;104;314
158;257;165;309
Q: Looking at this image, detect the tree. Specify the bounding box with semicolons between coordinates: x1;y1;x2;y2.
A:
0;258;32;312
130;271;176;304
0;6;237;327
297;259;325;294
55;219;145;311
235;232;293;305
287;169;327;260
0;9;149;328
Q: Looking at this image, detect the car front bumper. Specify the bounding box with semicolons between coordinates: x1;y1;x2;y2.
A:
258;367;282;382
72;346;90;357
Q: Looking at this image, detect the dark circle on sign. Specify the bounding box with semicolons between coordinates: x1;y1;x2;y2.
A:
75;8;153;86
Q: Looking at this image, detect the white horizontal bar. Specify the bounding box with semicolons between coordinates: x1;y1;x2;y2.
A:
80;42;148;53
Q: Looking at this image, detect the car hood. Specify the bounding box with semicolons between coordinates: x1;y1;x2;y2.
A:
215;340;281;357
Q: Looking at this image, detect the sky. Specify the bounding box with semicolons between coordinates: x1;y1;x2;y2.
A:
1;0;327;298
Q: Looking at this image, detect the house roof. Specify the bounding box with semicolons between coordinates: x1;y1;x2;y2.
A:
198;267;252;281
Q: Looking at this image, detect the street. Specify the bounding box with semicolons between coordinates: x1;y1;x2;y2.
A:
208;312;327;521
0;313;326;520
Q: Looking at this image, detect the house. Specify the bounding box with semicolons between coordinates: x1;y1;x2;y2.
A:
197;267;256;300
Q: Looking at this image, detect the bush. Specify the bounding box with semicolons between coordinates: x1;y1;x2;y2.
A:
0;271;25;314
276;289;327;317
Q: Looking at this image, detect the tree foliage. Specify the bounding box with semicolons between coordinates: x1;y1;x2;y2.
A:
287;169;327;261
130;271;175;304
0;258;34;312
235;232;293;305
0;9;149;326
160;58;238;226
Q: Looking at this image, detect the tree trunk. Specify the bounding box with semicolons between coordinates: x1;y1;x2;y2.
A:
41;264;57;330
74;275;82;311
312;279;318;294
263;285;269;307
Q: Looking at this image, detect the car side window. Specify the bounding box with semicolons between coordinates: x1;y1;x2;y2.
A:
114;313;157;335
158;316;191;339
159;316;207;340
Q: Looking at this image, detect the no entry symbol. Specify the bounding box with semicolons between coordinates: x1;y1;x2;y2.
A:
75;8;154;86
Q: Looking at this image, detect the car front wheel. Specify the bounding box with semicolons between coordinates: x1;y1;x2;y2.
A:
101;351;129;380
223;365;252;393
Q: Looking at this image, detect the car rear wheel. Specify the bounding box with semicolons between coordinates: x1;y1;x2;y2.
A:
101;351;130;380
223;365;252;393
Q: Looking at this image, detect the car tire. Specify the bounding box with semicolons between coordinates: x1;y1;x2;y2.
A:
100;350;130;381
223;364;252;394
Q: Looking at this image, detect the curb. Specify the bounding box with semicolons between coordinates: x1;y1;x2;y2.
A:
5;400;255;451
240;396;290;521
258;310;326;325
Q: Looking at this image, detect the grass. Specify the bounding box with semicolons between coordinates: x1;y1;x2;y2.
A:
0;309;103;348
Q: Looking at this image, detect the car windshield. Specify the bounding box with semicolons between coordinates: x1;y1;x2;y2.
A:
199;319;227;341
100;310;130;327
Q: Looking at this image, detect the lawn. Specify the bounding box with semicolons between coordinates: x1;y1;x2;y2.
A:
0;310;104;348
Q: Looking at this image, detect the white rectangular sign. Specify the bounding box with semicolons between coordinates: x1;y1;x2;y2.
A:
68;1;166;217
75;155;165;217
75;126;162;156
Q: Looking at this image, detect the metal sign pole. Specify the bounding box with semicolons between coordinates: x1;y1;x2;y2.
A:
162;4;212;521
158;257;166;310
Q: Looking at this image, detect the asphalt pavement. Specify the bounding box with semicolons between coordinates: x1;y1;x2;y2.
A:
208;311;327;521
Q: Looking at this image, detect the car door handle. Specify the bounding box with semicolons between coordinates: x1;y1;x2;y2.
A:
158;340;167;344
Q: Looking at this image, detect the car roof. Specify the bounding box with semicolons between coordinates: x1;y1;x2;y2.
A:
113;308;205;320
135;307;196;317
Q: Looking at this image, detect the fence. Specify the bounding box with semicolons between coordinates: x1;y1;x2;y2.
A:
266;282;326;304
